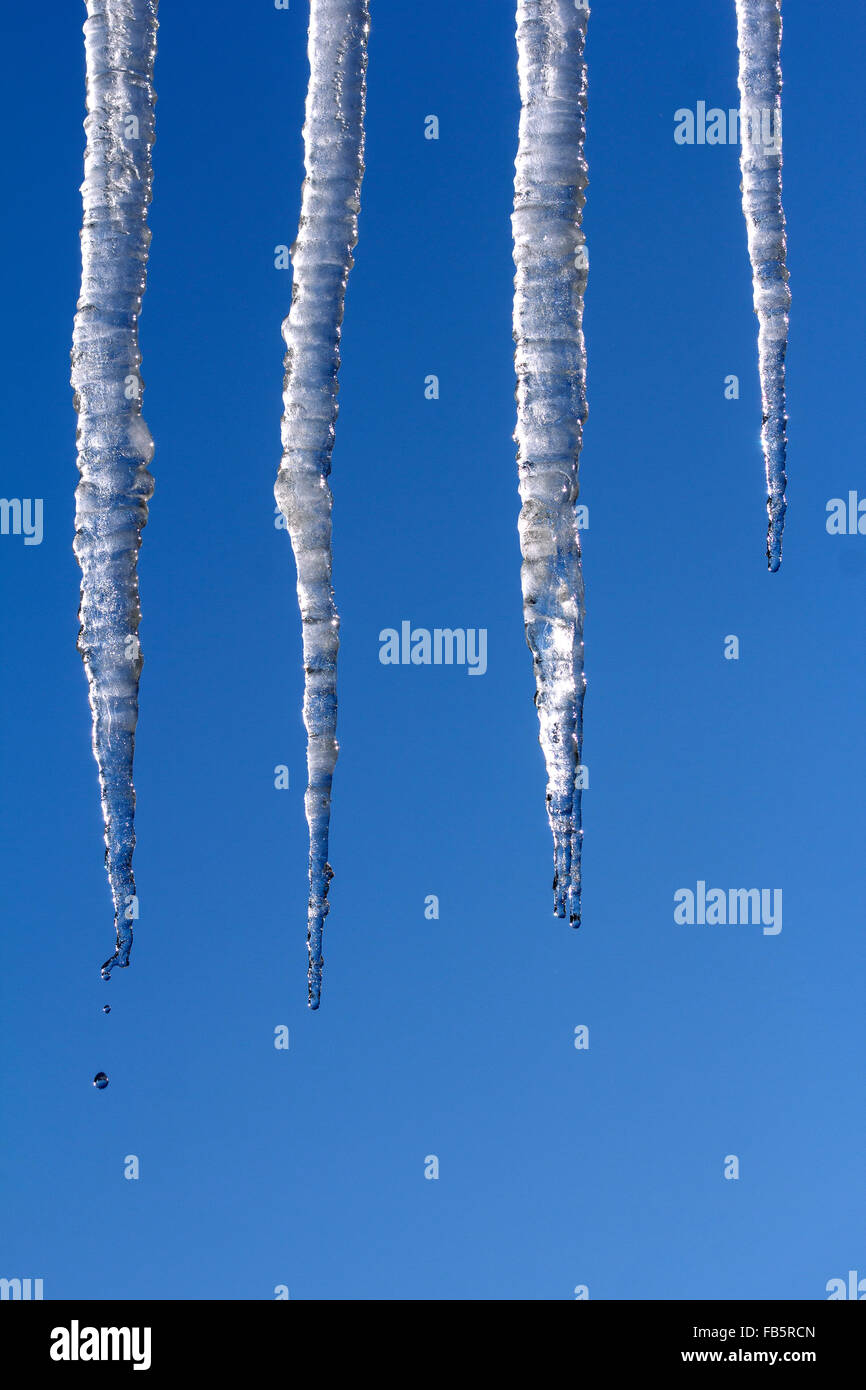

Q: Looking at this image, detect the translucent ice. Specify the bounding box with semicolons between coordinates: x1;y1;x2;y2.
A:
512;0;590;925
735;0;790;570
275;1;369;1007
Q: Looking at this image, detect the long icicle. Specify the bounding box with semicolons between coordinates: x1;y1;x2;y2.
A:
72;0;158;978
513;0;589;928
735;0;790;571
275;1;369;1008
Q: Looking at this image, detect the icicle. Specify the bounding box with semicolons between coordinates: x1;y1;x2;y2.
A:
735;0;790;571
512;0;589;928
275;1;369;1008
514;2;589;934
71;1;158;978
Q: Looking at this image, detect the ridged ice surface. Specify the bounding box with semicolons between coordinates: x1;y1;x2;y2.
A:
71;1;158;976
512;0;589;927
275;0;368;1008
736;0;790;571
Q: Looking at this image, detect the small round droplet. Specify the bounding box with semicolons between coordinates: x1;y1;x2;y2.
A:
93;1072;109;1090
101;968;111;981
102;1004;111;1015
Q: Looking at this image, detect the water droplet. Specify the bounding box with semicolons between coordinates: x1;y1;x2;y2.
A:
102;1004;111;1014
93;1072;109;1090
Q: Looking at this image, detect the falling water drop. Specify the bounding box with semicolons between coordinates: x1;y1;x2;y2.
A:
102;1004;111;1014
93;1072;109;1090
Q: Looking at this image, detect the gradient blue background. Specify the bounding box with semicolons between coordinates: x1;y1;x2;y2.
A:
1;0;863;1300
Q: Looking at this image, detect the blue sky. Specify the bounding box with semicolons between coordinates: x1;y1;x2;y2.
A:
0;0;863;1299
